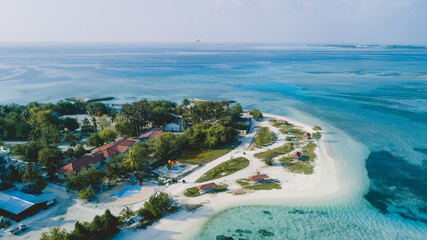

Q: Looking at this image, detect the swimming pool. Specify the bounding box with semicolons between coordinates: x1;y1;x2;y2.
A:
109;186;142;198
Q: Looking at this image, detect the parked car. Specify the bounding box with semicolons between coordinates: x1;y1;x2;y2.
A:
9;224;26;235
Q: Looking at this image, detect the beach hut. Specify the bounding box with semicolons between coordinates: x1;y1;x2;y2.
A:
196;182;217;194
292;151;302;161
248;174;269;183
165;119;186;132
303;132;311;141
277;119;288;125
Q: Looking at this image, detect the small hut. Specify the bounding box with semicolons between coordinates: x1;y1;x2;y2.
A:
248;174;269;183
196;183;217;194
292;151;302;161
303;132;311;141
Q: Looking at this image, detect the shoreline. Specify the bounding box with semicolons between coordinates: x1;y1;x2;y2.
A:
114;112;346;240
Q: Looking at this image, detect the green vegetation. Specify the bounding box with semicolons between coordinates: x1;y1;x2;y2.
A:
78;188;96;201
276;124;305;140
312;132;322;139
67;166;104;192
212;183;228;192
269;119;277;123
279;142;317;174
249;109;263;119
244;182;281;191
236;178;251;186
255;127;276;147
87;133;104;147
40;209;120;240
98;129;117;143
167;146;232;165
196;157;249;183
184;187;201;197
137;192;174;219
313;125;322;131
86;102;110;117
254;143;294;165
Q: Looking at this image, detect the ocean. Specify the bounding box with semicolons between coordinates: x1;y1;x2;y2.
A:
0;43;426;239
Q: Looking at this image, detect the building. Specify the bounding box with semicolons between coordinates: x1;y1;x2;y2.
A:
97;139;138;161
303;132;311;141
277;119;288;124
58;139;137;178
0;188;56;221
292;151;302;161
248;174;269;183
164;120;186;132
196;182;217;194
138;128;163;142
57;152;104;178
0;147;11;190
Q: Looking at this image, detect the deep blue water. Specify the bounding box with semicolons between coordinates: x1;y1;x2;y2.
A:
0;44;426;239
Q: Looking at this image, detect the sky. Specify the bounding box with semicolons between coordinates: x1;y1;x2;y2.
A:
0;0;426;44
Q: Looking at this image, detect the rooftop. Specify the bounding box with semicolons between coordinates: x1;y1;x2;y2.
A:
138;128;163;139
0;188;56;215
248;174;269;181
196;182;217;190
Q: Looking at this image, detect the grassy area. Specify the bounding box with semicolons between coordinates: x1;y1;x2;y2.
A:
213;184;228;192
167;146;233;165
196;157;249;183
184;187;200;197
279;142;317;175
254;143;294;159
276;124;305;139
255;127;276;147
254;143;295;166
244;182;281;190
236;178;251;186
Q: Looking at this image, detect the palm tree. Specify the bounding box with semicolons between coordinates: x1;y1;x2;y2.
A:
122;150;142;172
22;163;41;183
120;206;135;221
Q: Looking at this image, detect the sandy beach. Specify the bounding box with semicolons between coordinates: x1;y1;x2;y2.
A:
113;113;344;240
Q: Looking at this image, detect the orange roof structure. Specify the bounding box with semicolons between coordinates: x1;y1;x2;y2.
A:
196;182;217;190
57;152;104;175
138;128;163;140
278;119;288;123
292;151;301;159
303;132;311;138
58;139;137;175
97;139;137;158
248;174;269;181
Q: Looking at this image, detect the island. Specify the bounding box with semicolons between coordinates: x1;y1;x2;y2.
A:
0;98;335;240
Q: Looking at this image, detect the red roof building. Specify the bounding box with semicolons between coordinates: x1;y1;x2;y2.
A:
292;151;302;159
278;119;288;124
98;139;137;158
58;139;137;175
57;151;104;175
303;132;311;138
196;182;217;190
138;128;164;141
248;174;269;181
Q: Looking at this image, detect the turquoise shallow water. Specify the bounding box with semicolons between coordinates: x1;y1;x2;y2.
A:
0;44;426;239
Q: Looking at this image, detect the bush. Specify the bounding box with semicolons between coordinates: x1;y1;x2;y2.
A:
312;132;321;139
99;129;117;143
286;136;292;141
212;184;228;192
87;133;104;147
196;157;249;183
78;188;95;201
141;192;173;219
269;119;277;123
313;125;322;131
184;187;200;197
249;109;263;119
